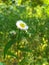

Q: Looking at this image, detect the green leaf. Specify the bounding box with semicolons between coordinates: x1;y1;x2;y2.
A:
7;51;18;59
4;39;16;58
18;47;32;52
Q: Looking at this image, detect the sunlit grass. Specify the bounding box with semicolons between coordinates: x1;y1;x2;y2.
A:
0;1;49;65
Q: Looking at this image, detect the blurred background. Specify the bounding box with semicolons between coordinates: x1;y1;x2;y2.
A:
0;0;49;65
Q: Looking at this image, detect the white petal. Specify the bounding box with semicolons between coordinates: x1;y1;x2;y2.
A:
16;20;28;30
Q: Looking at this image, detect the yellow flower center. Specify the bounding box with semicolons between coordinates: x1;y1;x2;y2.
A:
20;23;26;28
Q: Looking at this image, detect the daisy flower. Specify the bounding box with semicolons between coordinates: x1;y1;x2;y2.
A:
16;20;28;30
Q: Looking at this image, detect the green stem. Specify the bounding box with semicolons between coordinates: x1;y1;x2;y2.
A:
17;29;21;64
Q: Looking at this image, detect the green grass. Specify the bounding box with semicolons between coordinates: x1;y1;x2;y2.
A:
0;3;49;65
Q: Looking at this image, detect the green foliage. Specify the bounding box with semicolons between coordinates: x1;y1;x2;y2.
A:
0;62;5;65
4;38;16;58
0;0;49;65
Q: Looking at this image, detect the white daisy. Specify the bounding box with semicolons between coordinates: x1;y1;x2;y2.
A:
16;20;28;30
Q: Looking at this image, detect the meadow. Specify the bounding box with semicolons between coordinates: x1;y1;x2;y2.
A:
0;0;49;65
